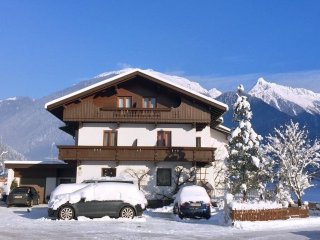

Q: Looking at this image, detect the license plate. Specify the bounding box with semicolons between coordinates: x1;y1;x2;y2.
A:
190;203;201;207
14;196;23;199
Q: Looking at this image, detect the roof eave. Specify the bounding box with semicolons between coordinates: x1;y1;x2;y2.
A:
45;69;228;113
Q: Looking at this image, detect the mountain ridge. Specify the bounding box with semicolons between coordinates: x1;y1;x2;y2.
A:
0;69;319;160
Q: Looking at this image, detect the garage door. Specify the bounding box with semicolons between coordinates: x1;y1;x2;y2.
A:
19;178;46;204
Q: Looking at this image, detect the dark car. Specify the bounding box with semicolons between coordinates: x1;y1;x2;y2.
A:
48;182;147;220
7;186;40;207
173;185;211;219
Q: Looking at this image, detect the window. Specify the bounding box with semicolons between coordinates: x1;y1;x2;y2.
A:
157;131;171;147
143;97;156;108
59;178;76;184
103;131;117;146
102;168;116;177
118;97;132;108
156;168;172;186
196;137;201;147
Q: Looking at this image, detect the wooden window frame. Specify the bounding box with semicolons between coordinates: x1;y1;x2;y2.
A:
117;96;132;108
103;130;118;146
142;97;157;108
157;131;171;147
156;168;172;186
101;168;117;177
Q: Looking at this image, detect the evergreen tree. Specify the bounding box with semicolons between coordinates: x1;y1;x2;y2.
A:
227;85;271;200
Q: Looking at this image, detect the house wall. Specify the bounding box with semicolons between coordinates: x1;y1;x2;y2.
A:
76;124;229;200
76;160;193;200
78;123;196;147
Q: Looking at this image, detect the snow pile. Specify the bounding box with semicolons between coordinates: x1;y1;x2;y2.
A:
147;205;174;213
229;200;282;210
77;216;146;222
249;77;320;115
48;182;147;210
174;185;210;204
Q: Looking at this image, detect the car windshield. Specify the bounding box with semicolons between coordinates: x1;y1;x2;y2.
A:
11;188;29;194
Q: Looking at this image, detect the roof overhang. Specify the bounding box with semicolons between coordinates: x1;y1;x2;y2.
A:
45;69;228;113
4;160;67;169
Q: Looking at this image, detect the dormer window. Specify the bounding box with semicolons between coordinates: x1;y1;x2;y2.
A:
118;97;132;108
143;97;156;108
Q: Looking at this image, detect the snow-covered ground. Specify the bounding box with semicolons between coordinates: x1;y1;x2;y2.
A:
1;202;320;240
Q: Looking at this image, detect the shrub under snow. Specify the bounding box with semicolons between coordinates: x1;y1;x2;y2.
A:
229;200;282;210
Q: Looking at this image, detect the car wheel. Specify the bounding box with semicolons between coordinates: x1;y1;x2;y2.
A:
120;206;135;219
58;206;75;220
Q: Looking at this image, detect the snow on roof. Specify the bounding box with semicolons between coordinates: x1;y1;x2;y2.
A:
45;68;228;111
4;160;66;165
215;124;231;134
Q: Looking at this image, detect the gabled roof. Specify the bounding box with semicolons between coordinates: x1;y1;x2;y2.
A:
45;69;228;112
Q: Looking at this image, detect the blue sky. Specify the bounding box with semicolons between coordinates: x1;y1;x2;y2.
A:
1;0;320;99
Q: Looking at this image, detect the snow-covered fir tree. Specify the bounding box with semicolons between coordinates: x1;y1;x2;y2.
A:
266;120;320;206
227;85;271;200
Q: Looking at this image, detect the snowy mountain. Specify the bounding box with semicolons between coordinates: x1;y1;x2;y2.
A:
217;91;320;141
249;78;320;116
208;88;222;98
0;141;25;161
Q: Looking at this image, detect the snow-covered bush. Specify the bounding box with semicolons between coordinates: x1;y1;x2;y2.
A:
229;200;282;210
227;85;272;200
266;120;320;206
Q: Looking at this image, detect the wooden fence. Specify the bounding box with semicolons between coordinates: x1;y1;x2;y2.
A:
230;207;309;221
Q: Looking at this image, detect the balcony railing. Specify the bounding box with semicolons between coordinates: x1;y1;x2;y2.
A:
58;146;215;163
63;101;212;124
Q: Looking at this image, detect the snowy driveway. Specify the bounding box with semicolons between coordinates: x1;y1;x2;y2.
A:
1;203;320;240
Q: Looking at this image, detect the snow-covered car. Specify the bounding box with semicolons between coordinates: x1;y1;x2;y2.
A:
48;182;147;220
7;186;40;207
173;185;211;219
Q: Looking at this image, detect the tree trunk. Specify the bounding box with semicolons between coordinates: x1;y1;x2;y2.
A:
243;190;247;201
297;198;302;207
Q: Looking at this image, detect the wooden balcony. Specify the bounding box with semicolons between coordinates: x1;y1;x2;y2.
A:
63;101;212;124
58;146;216;163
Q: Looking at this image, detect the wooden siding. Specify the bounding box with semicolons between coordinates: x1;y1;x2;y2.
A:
64;101;211;124
62;76;214;124
58;146;215;163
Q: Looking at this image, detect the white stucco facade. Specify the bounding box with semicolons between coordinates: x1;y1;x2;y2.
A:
75;123;229;199
78;123;196;147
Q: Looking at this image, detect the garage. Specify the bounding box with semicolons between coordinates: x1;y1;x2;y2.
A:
4;160;76;203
